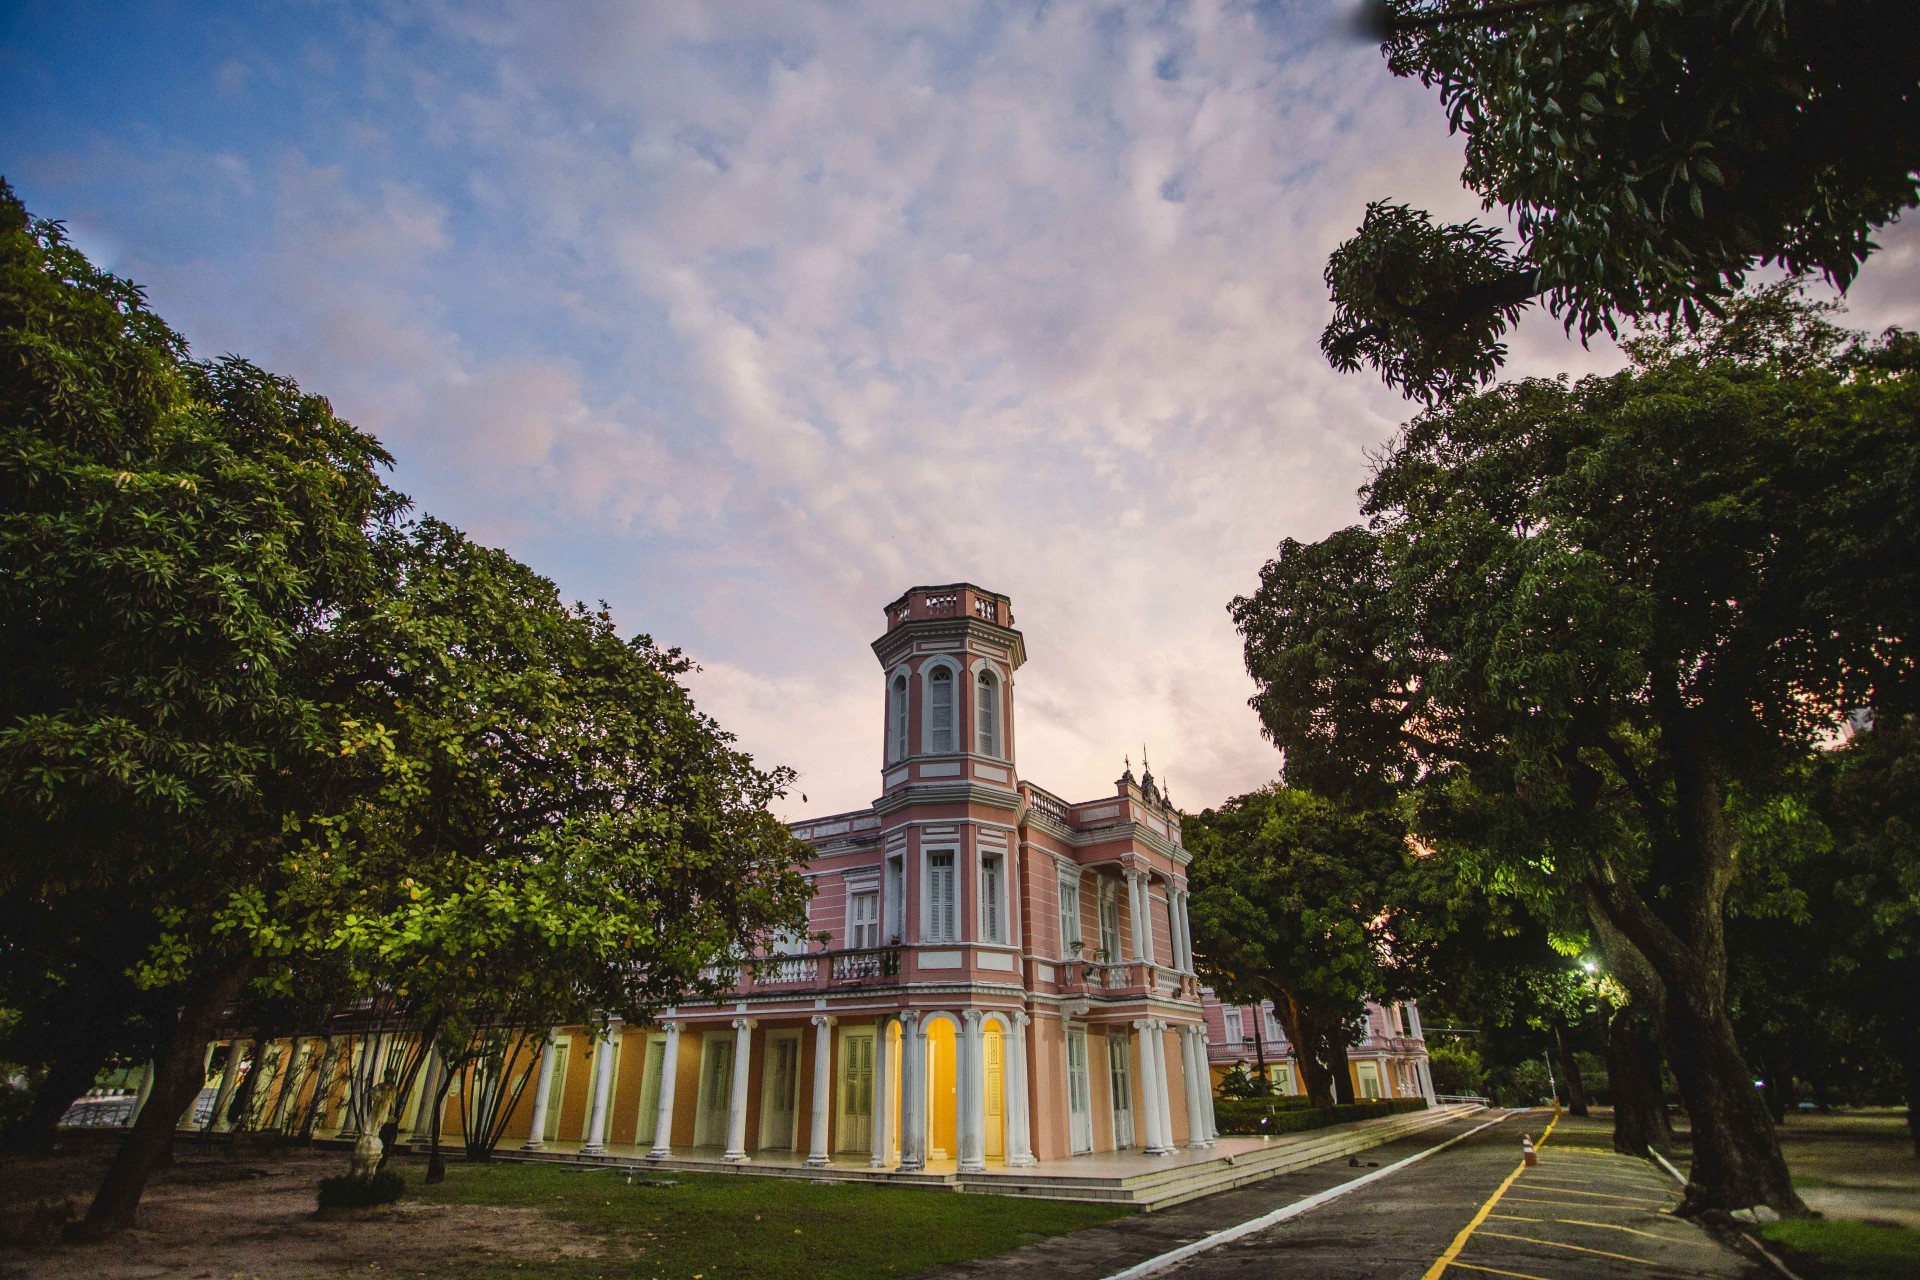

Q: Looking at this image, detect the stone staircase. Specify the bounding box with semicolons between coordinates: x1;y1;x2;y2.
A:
955;1102;1484;1210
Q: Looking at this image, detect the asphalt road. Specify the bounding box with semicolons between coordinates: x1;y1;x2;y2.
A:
925;1110;1766;1280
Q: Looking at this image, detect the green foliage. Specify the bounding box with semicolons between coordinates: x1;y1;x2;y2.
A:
1185;785;1413;1103
1428;1042;1487;1097
1329;1;1920;401
1237;283;1917;1211
1760;1218;1920;1280
316;1170;405;1210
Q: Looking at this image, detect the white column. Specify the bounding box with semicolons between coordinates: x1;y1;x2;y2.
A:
207;1040;242;1132
521;1030;560;1150
1175;892;1193;970
1378;1053;1392;1100
1127;872;1151;962
957;1011;986;1173
408;1045;441;1141
723;1017;754;1161
1136;1028;1167;1159
899;1012;927;1171
1146;1021;1175;1154
648;1022;681;1158
1182;1027;1211;1148
806;1015;835;1167
1199;1027;1219;1140
870;1016;895;1169
1419;1058;1437;1104
582;1022;621;1154
1005;1012;1035;1167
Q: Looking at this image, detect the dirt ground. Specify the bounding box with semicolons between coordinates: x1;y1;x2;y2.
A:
0;1134;604;1279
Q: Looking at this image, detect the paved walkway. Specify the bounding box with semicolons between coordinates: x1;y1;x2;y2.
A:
915;1111;1764;1280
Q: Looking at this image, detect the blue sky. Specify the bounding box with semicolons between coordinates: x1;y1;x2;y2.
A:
8;1;1917;817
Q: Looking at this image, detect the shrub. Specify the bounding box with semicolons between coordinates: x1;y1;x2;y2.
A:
1213;1096;1426;1136
317;1171;405;1210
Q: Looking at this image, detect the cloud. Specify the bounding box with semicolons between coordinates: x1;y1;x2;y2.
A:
14;0;1917;818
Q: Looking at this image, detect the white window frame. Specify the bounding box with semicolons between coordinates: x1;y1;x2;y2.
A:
923;660;958;754
1098;881;1120;960
975;668;1001;757
848;887;880;950
979;853;1005;944
887;672;909;763
1057;877;1082;957
924;847;959;943
1223;1007;1243;1046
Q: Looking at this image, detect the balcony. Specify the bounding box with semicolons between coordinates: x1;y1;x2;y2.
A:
709;947;905;995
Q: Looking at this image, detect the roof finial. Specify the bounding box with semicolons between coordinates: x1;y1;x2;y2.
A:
1119;754;1135;785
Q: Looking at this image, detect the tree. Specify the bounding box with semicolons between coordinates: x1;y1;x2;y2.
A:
0;184;813;1232
1231;286;1918;1214
1186;785;1413;1108
1328;1;1920;401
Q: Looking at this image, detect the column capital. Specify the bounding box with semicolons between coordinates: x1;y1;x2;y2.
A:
810;1014;836;1028
1012;1010;1030;1028
731;1017;757;1031
1132;1018;1155;1032
961;1009;983;1027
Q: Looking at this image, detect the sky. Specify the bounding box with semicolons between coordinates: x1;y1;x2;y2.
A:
6;1;1917;820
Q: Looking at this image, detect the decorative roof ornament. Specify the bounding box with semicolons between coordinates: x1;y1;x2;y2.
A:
1140;745;1156;799
1119;754;1136;786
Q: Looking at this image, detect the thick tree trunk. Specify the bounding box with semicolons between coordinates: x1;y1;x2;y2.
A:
1551;1013;1590;1117
5;1039;111;1152
75;961;255;1237
1607;1009;1667;1155
1328;1032;1357;1105
1584;727;1806;1218
223;1039;262;1134
1270;991;1336;1109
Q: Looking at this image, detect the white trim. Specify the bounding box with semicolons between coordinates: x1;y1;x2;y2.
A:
920;657;961;755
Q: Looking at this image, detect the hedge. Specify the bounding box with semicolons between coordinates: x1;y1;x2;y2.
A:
1211;1096;1427;1136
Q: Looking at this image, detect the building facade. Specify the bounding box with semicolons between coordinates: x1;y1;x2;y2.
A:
187;583;1218;1168
1199;993;1437;1103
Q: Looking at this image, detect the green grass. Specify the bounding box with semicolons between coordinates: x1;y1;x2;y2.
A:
410;1160;1133;1279
1760;1219;1920;1280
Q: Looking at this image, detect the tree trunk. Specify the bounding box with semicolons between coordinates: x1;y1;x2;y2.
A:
1607;1010;1666;1155
5;1039;111;1152
75;961;255;1237
424;1059;453;1185
1270;992;1335;1109
1327;1026;1357;1106
1551;1013;1590;1117
1584;727;1806;1218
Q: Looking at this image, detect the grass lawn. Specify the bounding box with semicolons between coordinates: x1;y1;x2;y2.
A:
410;1161;1134;1280
1761;1219;1920;1280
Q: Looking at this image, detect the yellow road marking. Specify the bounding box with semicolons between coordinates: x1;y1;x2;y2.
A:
1446;1264;1558;1280
1478;1231;1654;1265
1520;1183;1673;1204
1504;1193;1668;1208
1488;1213;1543;1223
1554;1217;1685;1241
1420;1113;1558;1280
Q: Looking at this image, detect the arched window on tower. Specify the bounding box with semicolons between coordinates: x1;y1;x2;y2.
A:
928;666;955;753
888;674;909;762
976;669;1000;757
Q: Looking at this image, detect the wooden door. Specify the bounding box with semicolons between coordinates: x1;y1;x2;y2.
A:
839;1030;874;1152
1067;1027;1093;1155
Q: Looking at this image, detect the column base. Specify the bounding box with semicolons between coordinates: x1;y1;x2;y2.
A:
958;1159;986;1173
722;1151;750;1162
581;1144;607;1156
900;1159;925;1172
646;1147;671;1160
1005;1153;1037;1167
1144;1144;1175;1156
804;1154;830;1167
520;1140;545;1151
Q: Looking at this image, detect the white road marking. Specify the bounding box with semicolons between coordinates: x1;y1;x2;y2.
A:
1101;1109;1514;1280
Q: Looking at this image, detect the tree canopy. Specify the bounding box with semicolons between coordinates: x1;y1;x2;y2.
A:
0;181;812;1231
1329;0;1920;402
1234;284;1918;1213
